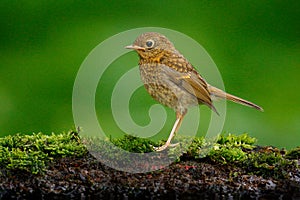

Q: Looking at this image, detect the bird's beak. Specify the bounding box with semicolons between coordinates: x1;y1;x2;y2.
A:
125;45;145;51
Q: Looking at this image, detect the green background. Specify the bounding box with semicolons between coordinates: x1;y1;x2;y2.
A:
1;1;299;149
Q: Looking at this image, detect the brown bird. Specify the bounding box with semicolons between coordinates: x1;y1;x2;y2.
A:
126;32;263;151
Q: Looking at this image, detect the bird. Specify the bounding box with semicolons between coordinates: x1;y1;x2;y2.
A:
125;32;263;151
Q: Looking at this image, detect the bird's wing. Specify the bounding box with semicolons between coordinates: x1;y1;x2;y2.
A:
160;65;218;114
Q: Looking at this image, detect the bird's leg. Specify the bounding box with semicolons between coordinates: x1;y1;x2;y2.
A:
154;111;186;151
174;110;186;133
168;111;186;147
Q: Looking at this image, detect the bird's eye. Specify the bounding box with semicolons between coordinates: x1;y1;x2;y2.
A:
145;40;154;48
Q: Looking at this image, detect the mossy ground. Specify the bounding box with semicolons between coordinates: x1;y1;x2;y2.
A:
0;130;299;199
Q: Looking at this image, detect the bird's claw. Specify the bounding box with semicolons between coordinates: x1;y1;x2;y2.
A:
153;145;168;151
169;142;179;147
152;142;180;151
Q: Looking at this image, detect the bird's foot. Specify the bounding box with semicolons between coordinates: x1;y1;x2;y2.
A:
153;145;168;151
152;142;179;151
169;142;179;147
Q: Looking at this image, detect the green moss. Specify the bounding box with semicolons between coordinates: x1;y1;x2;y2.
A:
111;134;159;153
193;134;296;179
201;133;255;164
209;146;247;164
0;131;87;174
0;131;298;178
109;133;298;178
216;133;256;149
244;150;294;178
286;147;300;159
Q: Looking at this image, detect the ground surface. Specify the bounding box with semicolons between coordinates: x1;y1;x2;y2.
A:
1;153;300;200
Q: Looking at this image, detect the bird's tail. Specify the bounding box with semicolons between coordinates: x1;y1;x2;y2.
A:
208;85;264;111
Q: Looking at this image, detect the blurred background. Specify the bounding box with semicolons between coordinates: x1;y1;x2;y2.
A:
0;1;299;149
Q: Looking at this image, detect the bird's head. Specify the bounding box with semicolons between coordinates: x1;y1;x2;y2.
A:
125;32;175;60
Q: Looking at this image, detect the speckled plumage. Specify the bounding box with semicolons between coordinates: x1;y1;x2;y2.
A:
126;32;263;151
136;33;216;115
139;53;209;115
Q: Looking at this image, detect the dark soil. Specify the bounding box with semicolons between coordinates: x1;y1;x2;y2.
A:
1;153;300;200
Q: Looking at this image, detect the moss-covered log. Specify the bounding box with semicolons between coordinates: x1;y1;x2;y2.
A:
0;131;299;199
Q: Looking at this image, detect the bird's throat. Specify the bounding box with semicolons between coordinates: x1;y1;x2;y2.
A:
138;50;166;64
